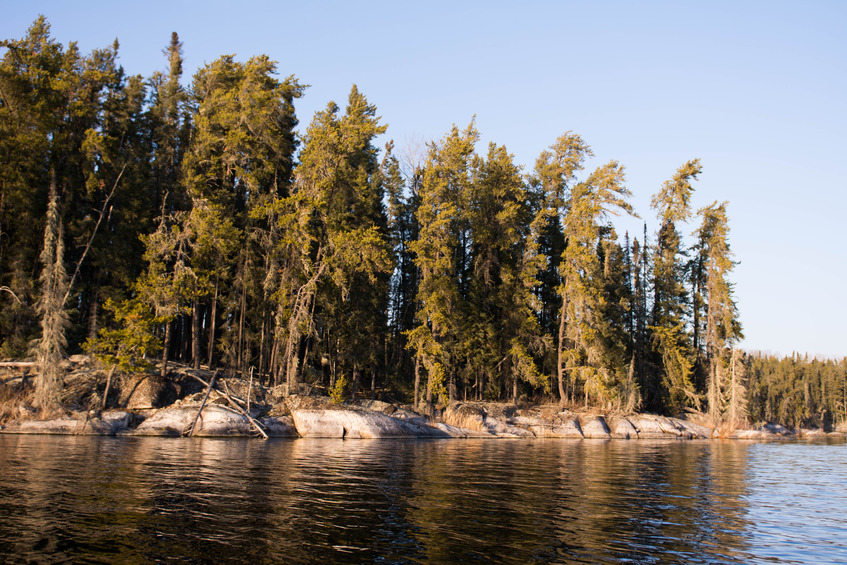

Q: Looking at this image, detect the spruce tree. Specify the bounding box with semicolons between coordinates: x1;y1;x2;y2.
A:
559;161;634;408
408;122;478;408
531;132;592;404
649;159;702;413
469;143;547;403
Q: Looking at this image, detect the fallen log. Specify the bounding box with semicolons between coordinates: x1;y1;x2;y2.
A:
185;372;268;440
186;370;218;437
222;380;269;440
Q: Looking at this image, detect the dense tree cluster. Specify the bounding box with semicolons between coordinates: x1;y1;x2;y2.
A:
2;19;841;427
746;353;847;431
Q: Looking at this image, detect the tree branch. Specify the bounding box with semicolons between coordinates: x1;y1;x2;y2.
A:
63;162;127;305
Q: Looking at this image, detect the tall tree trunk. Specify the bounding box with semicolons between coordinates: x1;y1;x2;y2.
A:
413;355;420;410
478;367;484;401
87;284;100;341
350;360;359;401
207;278;218;369
556;295;567;405
192;286;201;370
258;315;266;382
512;363;518;406
161;322;171;377
237;279;246;374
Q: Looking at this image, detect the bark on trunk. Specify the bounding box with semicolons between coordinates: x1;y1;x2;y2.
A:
556;297;567;405
413;356;420;410
161;322;171;377
207;279;218;369
192;292;201;370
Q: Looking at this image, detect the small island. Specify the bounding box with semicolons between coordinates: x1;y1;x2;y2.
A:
1;19;845;438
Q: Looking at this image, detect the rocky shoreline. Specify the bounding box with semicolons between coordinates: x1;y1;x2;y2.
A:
1;396;843;441
1;356;844;441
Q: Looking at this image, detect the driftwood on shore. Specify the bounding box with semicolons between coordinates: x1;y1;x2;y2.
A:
186;371;218;437
184;372;270;439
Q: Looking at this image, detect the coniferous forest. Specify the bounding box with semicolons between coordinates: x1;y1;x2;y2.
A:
2;18;845;429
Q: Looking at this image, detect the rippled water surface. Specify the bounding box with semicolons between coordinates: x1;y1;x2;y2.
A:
0;435;845;563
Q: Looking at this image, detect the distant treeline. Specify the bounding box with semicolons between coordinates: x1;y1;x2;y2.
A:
747;354;846;430
1;18;844;427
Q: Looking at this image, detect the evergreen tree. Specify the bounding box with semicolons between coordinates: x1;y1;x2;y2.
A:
468;143;547;403
262;86;390;394
649;159;701;413
531;132;593;403
182;54;304;374
384;142;419;393
559;161;634;408
629;227;651;406
0;17;125;355
695;201;743;424
408;122;478;408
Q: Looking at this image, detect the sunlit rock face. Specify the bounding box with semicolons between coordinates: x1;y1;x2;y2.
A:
132;405;253;437
441;403;487;432
260;416;299;437
442;403;534;437
290;407;449;438
509;413;584;438
1;410;134;435
581;416;611;439
611;418;638;439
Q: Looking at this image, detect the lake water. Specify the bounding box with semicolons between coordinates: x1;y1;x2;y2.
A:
0;435;845;564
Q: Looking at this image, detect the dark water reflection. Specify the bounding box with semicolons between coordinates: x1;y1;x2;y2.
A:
0;435;845;563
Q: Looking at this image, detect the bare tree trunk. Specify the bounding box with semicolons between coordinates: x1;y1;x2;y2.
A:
269;335;280;387
87;285;100;341
513;365;518;406
161;322;171;377
192;288;201;370
370;363;376;401
207;278;218;369
258;316;266;383
426;364;433;412
449;371;456;402
237;275;246;374
187;371;218;437
101;364;117;410
557;297;567;405
413;356;420;410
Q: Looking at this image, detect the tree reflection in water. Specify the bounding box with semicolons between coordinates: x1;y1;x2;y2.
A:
1;435;842;563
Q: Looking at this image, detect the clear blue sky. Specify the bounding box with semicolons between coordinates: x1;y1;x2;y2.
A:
3;1;846;358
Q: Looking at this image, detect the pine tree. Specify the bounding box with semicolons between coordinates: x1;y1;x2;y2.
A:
384;142;419;392
0;17;126;356
182;54;304;375
531;132;593;404
408;122;478;408
260;86;390;394
559;161;634;408
629;227;651;408
468;143;547;403
649;159;702;413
